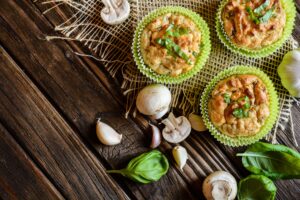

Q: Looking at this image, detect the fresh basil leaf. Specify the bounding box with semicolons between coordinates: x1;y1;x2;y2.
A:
238;175;276;200
107;150;169;184
237;142;300;179
259;7;274;24
254;0;270;15
223;93;231;104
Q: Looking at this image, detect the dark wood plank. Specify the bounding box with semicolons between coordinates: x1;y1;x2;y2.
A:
0;2;196;199
0;123;64;200
37;1;300;199
0;1;245;199
1;0;300;199
0;46;128;200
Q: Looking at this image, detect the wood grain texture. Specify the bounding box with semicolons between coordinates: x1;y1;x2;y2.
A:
0;46;128;200
0;0;299;199
0;123;64;200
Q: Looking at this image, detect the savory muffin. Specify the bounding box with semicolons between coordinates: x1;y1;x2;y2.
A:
140;13;202;77
208;74;270;137
221;0;286;49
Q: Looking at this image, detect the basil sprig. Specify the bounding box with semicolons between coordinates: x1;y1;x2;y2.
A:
107;150;169;184
237;142;300;180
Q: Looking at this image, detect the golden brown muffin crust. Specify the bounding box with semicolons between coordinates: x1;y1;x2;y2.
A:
208;74;270;137
222;0;286;49
141;13;201;77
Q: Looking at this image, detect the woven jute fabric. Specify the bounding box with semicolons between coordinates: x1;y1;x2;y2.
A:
42;0;299;144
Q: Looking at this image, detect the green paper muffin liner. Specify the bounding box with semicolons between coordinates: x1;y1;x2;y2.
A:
201;66;279;147
132;6;211;84
216;0;296;58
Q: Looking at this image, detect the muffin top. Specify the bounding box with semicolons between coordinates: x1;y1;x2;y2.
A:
221;0;286;49
140;13;202;77
208;74;270;137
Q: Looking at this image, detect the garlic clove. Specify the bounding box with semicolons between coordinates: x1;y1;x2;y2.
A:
188;113;207;132
96;119;122;145
149;123;161;149
172;146;188;170
202;171;237;200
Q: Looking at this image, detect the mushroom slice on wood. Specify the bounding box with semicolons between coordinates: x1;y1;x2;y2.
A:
161;112;191;143
101;0;130;25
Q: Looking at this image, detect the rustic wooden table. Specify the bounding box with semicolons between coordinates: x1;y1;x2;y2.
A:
1;1;300;199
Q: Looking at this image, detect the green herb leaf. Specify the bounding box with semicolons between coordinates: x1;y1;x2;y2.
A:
254;0;270;15
238;175;276;200
246;7;260;24
156;38;191;64
223;93;231;104
107;150;169;184
259;7;275;23
237;142;300;179
233;108;248;118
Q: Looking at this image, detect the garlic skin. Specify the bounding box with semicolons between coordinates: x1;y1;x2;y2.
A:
149;123;161;149
202;171;237;200
162;112;191;143
172;146;188;170
278;48;300;97
136;84;172;118
188;113;207;132
96;119;122;145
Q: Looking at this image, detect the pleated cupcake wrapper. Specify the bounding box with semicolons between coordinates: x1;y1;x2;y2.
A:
216;0;296;58
201;66;279;147
132;6;211;84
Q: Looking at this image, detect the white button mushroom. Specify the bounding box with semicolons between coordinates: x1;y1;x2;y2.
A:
161;112;191;143
101;0;130;25
136;84;172;119
202;171;237;200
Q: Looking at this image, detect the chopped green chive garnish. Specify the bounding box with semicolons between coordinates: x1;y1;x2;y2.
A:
223;93;231;104
254;0;270;15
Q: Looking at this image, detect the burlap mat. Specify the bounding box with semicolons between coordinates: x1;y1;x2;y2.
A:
42;0;299;145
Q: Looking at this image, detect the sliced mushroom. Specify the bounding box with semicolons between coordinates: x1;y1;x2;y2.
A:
101;0;130;25
202;171;237;200
161;112;191;143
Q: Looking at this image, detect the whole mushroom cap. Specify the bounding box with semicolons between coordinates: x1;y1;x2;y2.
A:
136;84;172;116
202;171;237;200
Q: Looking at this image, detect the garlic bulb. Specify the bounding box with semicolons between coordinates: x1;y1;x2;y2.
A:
96;119;122;145
162;112;191;143
136;84;172;119
188;113;207;132
202;171;237;200
172;146;188;170
278;48;300;97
